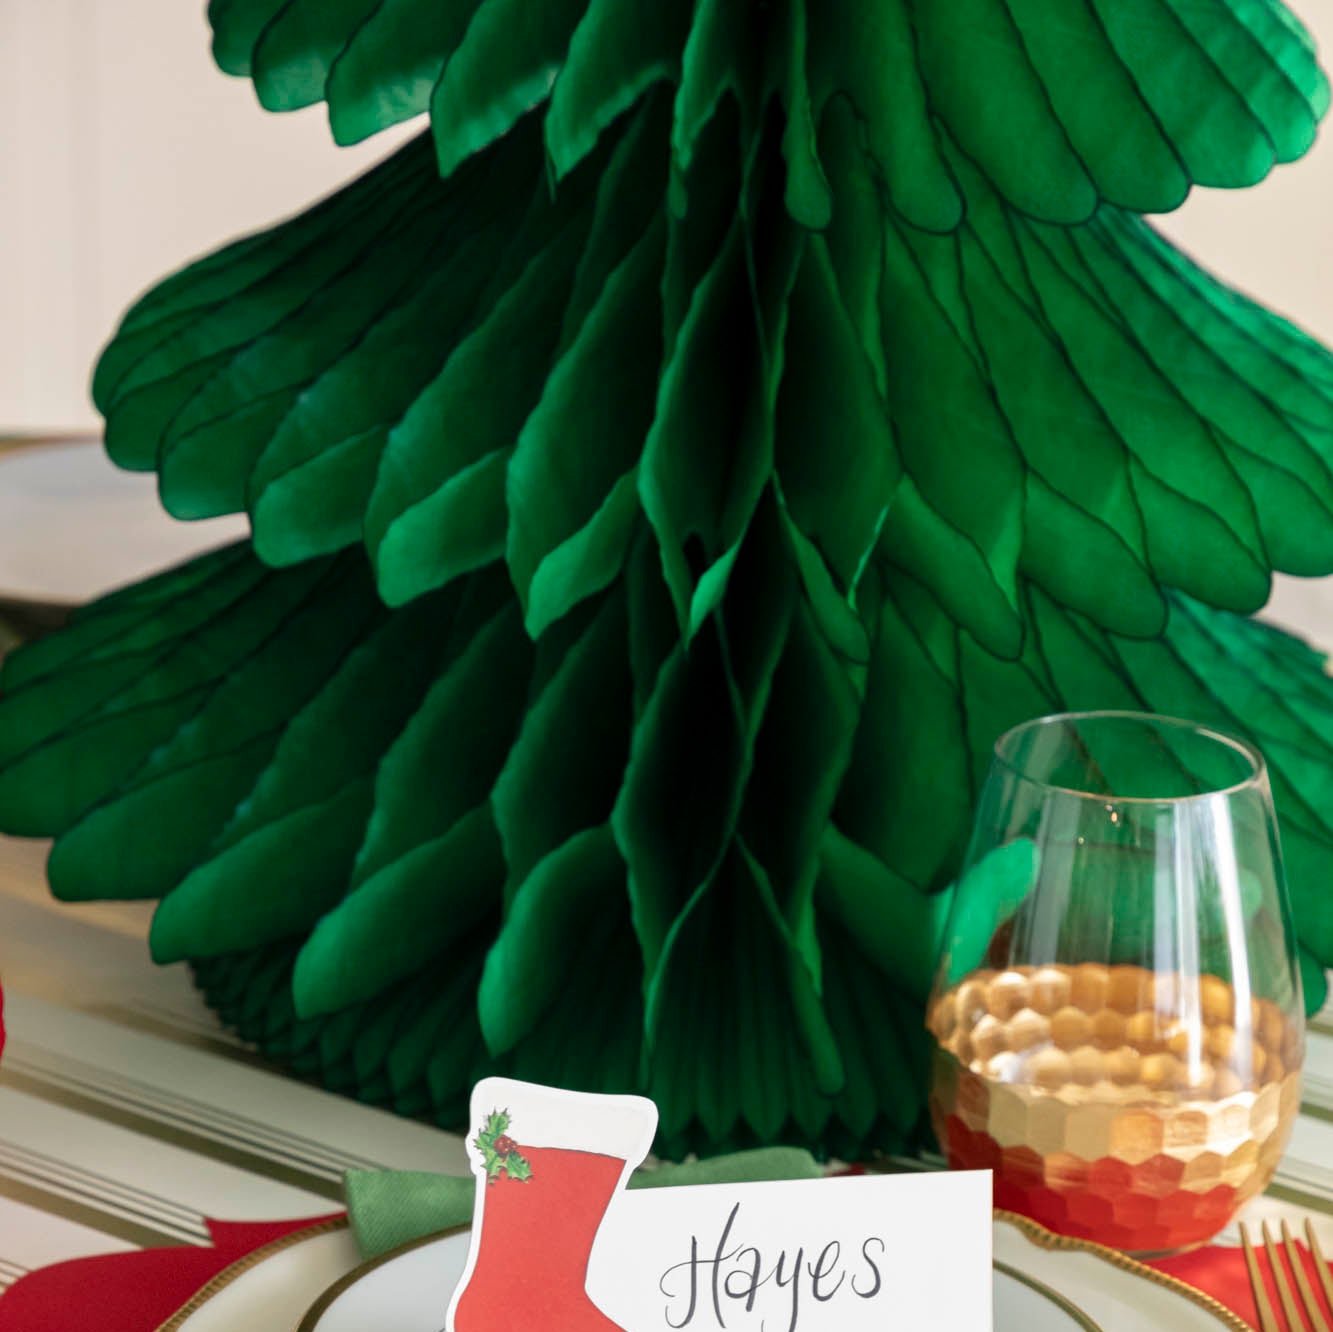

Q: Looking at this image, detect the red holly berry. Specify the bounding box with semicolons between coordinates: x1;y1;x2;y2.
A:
494;1135;518;1157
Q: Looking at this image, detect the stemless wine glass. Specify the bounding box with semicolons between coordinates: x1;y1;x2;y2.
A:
927;711;1304;1256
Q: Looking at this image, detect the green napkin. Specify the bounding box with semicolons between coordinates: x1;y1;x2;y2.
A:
345;1147;822;1259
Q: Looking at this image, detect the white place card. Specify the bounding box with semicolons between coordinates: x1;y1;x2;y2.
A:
446;1078;991;1332
598;1169;992;1331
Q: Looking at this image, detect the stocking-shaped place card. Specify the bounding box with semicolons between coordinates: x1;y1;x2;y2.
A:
447;1079;991;1331
448;1078;659;1332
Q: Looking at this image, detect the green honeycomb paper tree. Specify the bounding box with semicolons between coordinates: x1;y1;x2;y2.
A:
2;0;1333;1158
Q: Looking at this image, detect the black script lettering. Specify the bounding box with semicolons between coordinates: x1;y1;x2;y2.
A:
723;1247;767;1313
769;1247;804;1332
661;1211;886;1329
658;1206;743;1329
808;1242;844;1302
661;1236;701;1329
851;1237;884;1299
710;1204;742;1327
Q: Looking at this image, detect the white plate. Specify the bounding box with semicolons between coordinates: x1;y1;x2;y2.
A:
995;1264;1094;1330
0;438;247;607
297;1217;1241;1332
159;1222;363;1332
993;1215;1247;1331
300;1229;471;1332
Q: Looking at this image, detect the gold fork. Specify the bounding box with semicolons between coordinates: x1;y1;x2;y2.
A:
1240;1221;1333;1332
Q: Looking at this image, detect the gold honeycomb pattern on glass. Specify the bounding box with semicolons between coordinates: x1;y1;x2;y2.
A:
928;963;1302;1254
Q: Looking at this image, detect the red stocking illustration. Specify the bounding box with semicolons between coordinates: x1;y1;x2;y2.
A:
448;1078;658;1332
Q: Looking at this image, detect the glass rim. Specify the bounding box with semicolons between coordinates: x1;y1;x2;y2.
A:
991;710;1268;805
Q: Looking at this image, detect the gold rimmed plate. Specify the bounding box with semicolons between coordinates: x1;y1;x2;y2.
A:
155;1219;361;1332
995;1261;1104;1331
291;1214;1240;1332
156;1211;1247;1331
298;1227;471;1332
994;1212;1249;1331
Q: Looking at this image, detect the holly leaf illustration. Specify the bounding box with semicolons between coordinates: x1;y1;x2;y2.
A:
480;1141;502;1182
473;1105;532;1181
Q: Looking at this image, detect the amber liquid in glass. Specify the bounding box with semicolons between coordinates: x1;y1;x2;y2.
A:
928;963;1302;1254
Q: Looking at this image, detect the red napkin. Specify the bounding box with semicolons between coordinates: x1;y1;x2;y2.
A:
0;1213;344;1331
1150;1239;1333;1329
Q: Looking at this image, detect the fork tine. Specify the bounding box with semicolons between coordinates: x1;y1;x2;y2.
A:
1265;1222;1309;1331
1306;1222;1333;1321
1282;1221;1331;1332
1243;1223;1285;1332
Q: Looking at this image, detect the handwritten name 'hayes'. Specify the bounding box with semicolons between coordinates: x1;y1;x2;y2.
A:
658;1203;885;1332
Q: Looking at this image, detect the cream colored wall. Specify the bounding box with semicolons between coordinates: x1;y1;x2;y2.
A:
1;1;1331;629
1157;0;1333;641
0;0;413;431
1159;0;1333;359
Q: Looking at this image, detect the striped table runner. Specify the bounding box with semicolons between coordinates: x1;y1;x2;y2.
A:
0;834;465;1285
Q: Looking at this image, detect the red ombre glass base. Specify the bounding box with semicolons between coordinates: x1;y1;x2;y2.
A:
941;1111;1244;1254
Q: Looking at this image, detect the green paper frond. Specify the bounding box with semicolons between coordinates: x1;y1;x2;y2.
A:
1;0;1331;1157
91;107;1333;645
210;0;1329;217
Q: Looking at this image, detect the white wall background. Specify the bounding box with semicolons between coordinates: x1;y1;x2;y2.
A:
1153;0;1333;349
0;0;414;431
1;0;1331;637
